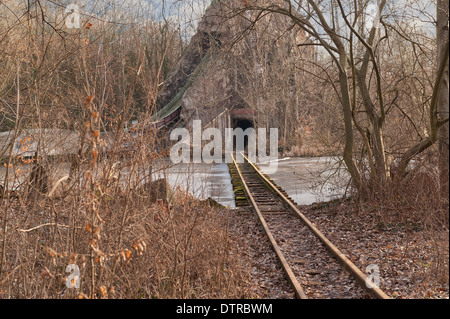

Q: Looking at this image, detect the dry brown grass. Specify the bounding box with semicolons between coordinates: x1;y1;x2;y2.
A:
0;103;251;299
0;2;254;299
0;166;251;299
349;154;450;293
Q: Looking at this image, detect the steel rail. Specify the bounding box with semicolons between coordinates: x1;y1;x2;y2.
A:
241;153;390;300
231;153;308;299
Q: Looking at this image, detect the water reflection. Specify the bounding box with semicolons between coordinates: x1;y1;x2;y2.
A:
153;162;236;208
1;157;347;207
257;157;349;205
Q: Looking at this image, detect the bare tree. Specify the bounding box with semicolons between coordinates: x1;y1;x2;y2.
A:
223;0;449;193
437;0;449;195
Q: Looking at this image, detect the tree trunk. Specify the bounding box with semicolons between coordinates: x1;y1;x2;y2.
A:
437;0;449;196
356;69;388;185
339;55;362;191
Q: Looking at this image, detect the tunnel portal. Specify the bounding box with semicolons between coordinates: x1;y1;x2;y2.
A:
230;109;255;150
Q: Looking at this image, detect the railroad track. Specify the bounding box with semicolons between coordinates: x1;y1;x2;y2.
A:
230;153;390;299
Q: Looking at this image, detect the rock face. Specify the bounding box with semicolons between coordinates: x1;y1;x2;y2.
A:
156;2;230;111
156;0;310;131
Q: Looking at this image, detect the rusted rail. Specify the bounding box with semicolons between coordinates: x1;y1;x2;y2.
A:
231;153;308;299
231;153;390;299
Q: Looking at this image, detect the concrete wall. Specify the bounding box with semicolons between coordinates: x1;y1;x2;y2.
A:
0;129;80;158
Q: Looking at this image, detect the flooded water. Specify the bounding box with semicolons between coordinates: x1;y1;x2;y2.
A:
257;157;349;205
1;157;348;207
0;160;237;208
156;157;348;207
153;162;236;208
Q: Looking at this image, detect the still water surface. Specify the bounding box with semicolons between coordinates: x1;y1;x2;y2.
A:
1;157;348;208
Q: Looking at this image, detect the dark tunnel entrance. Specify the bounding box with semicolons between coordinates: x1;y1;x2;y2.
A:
234;119;254;131
232;118;255;150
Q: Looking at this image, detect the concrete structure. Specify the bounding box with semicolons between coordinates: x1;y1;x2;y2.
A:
0;129;80;159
